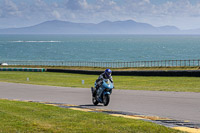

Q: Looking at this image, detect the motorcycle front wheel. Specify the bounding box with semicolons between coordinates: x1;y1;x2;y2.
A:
103;94;110;106
92;96;99;105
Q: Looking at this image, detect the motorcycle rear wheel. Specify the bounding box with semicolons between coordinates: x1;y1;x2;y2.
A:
103;94;110;106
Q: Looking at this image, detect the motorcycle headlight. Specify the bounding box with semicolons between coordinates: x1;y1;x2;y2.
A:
105;88;110;91
105;80;110;84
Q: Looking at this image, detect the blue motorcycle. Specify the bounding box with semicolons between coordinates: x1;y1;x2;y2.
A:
91;79;113;106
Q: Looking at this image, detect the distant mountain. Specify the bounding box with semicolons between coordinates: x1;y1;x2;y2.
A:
0;19;196;34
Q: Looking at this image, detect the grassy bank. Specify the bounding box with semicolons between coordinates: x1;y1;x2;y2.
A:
0;99;183;133
0;71;200;92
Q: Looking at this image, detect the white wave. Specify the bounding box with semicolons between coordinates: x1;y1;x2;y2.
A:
10;40;62;43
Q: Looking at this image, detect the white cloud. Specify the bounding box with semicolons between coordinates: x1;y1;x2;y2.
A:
0;0;21;17
1;0;200;29
81;0;90;9
144;0;150;3
52;10;61;19
5;0;18;11
66;0;90;10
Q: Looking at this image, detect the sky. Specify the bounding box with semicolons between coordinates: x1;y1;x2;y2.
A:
0;0;200;30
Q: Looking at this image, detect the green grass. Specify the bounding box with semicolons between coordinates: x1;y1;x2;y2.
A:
0;71;200;92
0;99;183;133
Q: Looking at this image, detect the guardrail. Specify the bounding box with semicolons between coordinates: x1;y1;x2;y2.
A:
1;59;200;68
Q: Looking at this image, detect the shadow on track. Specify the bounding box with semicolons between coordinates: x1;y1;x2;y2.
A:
79;104;103;107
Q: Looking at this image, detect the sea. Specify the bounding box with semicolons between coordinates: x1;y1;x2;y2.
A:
0;34;200;62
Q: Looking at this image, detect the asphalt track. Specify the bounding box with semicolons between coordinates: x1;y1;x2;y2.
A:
0;82;200;124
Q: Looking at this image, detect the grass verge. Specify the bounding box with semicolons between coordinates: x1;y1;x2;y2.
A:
0;71;200;92
0;99;183;133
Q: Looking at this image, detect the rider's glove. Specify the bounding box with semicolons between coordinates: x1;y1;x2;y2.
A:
96;84;100;89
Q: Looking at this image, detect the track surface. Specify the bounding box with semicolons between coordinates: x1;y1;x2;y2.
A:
0;82;200;123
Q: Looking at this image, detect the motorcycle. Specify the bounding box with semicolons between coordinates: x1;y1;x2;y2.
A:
91;79;113;106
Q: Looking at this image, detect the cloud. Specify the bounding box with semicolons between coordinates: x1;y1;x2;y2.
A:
52;10;61;19
1;0;200;29
0;0;21;17
5;0;18;11
66;0;90;10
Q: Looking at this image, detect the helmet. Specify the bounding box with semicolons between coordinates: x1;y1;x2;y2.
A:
105;69;112;78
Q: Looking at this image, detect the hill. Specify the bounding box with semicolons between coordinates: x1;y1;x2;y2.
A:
0;20;186;34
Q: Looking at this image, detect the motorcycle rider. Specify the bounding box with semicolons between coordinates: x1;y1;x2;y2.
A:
93;69;113;96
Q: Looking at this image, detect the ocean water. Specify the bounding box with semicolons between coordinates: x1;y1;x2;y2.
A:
0;34;200;62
